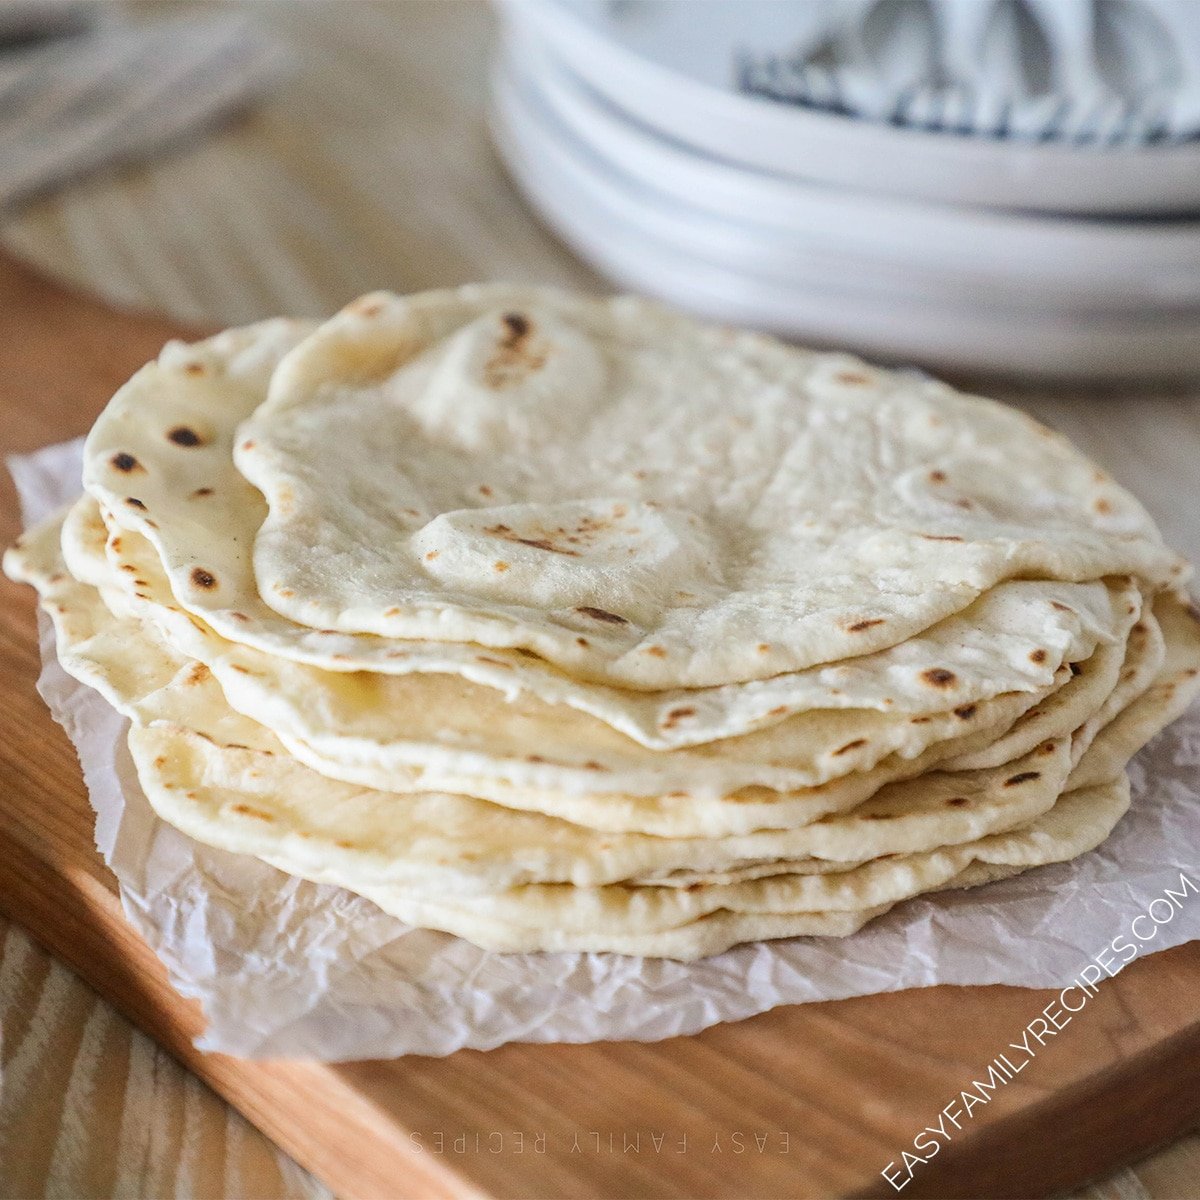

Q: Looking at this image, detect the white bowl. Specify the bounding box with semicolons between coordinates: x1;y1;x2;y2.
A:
497;0;1200;216
505;28;1200;313
490;58;1200;380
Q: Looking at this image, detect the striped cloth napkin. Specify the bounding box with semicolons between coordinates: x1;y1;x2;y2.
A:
0;2;286;208
737;0;1200;145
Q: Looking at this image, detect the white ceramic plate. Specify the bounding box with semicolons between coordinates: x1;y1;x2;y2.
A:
490;60;1200;379
505;28;1200;312
496;0;1200;215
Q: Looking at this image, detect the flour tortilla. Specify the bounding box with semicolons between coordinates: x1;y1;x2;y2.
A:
82;314;1176;750
8;512;1186;892
225;286;1183;686
266;775;1137;959
86;506;1134;807
269;773;1133;937
9;514;1199;959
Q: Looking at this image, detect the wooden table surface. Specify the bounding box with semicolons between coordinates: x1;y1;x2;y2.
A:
1;3;1199;1198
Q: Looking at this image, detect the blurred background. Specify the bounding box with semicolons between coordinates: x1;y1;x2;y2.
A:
6;0;1200;381
2;3;1200;1198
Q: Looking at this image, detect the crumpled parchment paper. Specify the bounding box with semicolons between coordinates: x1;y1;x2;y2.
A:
9;439;1200;1060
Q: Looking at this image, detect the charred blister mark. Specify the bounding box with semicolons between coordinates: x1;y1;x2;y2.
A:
111;452;141;473
1029;649;1048;665
191;567;217;589
832;738;868;757
953;704;977;720
662;706;697;729
167;426;205;447
846;618;885;633
575;606;629;625
483;312;548;389
1004;771;1041;787
921;668;957;688
231;804;274;821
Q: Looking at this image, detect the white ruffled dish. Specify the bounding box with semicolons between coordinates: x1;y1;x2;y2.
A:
491;50;1200;380
497;0;1200;215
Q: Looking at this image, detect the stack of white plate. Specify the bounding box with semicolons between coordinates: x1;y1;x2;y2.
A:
490;0;1200;380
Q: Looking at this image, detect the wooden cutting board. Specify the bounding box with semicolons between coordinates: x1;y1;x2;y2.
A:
1;252;1198;1200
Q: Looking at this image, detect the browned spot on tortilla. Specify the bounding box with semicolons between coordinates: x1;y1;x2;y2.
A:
864;812;898;821
832;738;867;757
154;756;167;768
476;656;513;669
351;298;384;317
483;312;547;388
1004;771;1041;787
953;499;973;510
946;797;968;807
644;645;668;658
767;705;788;718
241;439;255;452
575;636;590;648
583;761;608;771
168;426;204;447
424;550;439;561
185;663;210;685
493;561;509;572
1133;622;1146;634
835;370;870;385
145;519;158;529
1051;601;1073;613
516;536;579;556
229;665;252;675
190;567;216;589
928;470;947;483
847;618;884;633
120;563;137;573
1039;741;1057;755
479;485;493;497
110;536;122;551
1094;497;1113;515
231;804;273;822
575;606;628;625
526;754;546;763
111;452;141;473
921;668;957;688
1029;648;1048;665
757;642;771;653
920;534;964;542
953;704;977;720
191;486;214;498
910;716;932;724
502;311;529;340
134;578;148;588
230;612;250;622
183;361;206;375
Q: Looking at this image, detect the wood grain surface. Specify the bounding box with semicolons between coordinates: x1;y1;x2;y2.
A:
2;5;1199;1199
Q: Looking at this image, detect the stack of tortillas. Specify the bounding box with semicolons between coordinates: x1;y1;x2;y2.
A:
7;286;1200;960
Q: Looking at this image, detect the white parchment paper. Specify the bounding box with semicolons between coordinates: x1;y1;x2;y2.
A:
10;439;1200;1060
